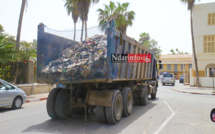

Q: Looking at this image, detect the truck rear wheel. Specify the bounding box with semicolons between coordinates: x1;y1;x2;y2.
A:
122;87;133;117
46;88;62;119
105;90;123;124
96;106;107;123
139;87;148;106
151;86;157;100
55;89;71;119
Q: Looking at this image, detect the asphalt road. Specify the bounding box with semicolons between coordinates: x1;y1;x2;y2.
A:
0;81;214;134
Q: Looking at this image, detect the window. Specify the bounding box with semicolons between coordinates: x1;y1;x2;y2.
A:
163;74;173;77
174;64;178;71
189;64;192;69
1;81;15;89
208;13;215;25
181;64;183;70
159;64;163;70
0;82;6;90
204;35;215;53
209;68;215;77
167;64;171;70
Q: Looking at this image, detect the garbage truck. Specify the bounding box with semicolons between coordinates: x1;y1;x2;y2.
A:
37;20;158;124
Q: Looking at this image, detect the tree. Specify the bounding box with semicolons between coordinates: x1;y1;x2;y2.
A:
139;32;150;45
115;2;135;34
0;33;17;65
170;48;188;54
0;24;4;33
19;41;37;62
0;32;18;81
138;32;162;59
14;0;27;84
77;0;99;41
64;0;79;41
181;0;200;86
16;0;27;50
97;1;135;34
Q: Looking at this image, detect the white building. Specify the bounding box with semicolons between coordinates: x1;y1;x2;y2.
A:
190;2;215;87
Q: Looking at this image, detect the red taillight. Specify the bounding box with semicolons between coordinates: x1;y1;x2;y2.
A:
162;78;164;80
171;78;174;80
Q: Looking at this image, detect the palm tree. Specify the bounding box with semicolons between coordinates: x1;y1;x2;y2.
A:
116;2;135;34
64;0;79;41
181;0;200;87
77;0;99;41
97;1;117;31
16;0;27;50
14;0;27;84
97;1;135;34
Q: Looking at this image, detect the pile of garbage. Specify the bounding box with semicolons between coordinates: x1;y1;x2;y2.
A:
42;35;108;80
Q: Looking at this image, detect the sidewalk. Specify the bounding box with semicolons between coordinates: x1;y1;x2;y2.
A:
173;85;215;95
26;93;49;103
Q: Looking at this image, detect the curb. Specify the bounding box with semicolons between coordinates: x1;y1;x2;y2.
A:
172;88;215;96
26;97;47;103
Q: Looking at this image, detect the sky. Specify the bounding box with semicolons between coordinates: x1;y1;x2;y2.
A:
1;0;215;55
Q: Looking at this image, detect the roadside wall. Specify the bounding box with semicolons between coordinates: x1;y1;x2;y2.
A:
16;83;55;95
190;77;215;87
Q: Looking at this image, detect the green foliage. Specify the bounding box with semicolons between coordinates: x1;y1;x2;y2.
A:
97;1;135;34
139;32;150;45
0;33;17;64
170;48;188;54
19;41;37;62
0;26;37;82
0;24;4;33
139;32;162;59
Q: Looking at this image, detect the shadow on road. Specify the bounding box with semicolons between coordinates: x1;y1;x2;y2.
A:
0;108;12;113
23;99;158;134
0;107;24;113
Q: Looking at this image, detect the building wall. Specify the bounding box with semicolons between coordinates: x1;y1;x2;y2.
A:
191;2;215;86
159;64;191;79
16;84;55;95
158;54;192;81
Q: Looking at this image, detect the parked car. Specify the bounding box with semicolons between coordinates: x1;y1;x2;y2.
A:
0;79;26;109
179;75;184;83
161;73;175;86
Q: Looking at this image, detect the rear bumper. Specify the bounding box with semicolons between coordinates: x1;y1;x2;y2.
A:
161;80;175;84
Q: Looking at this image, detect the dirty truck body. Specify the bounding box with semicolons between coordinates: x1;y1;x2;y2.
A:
37;22;158;124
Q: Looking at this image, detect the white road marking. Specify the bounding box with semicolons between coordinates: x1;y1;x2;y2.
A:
153;99;175;134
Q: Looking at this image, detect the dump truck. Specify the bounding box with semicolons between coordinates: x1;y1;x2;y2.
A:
37;20;158;124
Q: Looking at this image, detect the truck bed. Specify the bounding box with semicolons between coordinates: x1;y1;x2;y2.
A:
37;22;156;84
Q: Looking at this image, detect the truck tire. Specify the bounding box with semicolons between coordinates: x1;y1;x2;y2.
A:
55;89;71;119
139;87;148;106
105;90;123;124
122;87;133;117
151;91;157;100
96;106;107;123
133;97;140;105
151;86;157;100
47;88;62;119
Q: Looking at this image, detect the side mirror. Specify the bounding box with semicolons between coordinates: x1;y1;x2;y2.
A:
210;108;215;122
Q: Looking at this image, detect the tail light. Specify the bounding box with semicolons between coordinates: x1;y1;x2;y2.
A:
171;78;174;80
